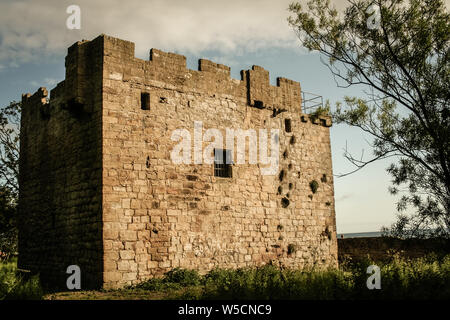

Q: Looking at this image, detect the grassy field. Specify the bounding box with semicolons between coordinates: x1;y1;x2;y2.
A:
1;253;449;300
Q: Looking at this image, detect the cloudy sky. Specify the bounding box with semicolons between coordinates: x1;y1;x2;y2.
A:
2;0;443;233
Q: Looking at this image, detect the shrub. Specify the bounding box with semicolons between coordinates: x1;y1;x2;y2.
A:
200;255;450;300
201;265;357;300
164;268;202;286
133;268;202;291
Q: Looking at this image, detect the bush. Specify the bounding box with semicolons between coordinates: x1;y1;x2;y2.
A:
2;253;448;300
133;267;202;291
202;265;355;300
199;255;450;300
0;230;17;261
164;268;202;286
377;254;450;299
130;255;450;300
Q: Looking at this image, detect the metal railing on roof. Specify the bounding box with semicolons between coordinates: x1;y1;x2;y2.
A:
301;91;323;113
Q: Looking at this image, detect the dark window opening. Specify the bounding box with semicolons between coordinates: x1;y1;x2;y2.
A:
141;92;150;110
290;136;296;145
285;119;292;132
254;100;264;109
214;149;232;178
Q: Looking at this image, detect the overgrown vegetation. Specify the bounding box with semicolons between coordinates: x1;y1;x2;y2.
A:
0;187;17;260
199;255;450;300
0;101;20;260
132;268;202;292
6;253;443;300
310;102;331;120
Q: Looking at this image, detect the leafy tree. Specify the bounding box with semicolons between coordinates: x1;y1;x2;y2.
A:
0;101;20;259
288;0;449;237
0;186;17;260
0;101;20;195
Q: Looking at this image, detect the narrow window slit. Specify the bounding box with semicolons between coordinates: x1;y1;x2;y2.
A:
285;119;292;132
141;92;150;110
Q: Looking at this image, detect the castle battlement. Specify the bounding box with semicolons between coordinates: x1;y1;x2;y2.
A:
22;34;331;127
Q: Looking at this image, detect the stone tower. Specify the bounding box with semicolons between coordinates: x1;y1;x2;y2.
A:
18;34;338;289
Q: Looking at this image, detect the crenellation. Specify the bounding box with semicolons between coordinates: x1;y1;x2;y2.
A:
103;34;135;58
198;59;231;75
21;87;50;122
150;48;187;69
22;87;48;105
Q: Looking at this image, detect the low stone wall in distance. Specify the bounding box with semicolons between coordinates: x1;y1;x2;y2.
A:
338;237;450;263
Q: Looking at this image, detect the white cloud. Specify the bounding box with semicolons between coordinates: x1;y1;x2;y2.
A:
0;0;300;66
30;78;58;88
44;78;58;86
2;0;448;67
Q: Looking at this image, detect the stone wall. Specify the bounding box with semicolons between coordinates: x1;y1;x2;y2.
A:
100;35;337;288
18;37;104;288
19;34;338;289
338;237;450;262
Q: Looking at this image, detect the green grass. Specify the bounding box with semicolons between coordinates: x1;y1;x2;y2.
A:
2;254;449;300
0;258;43;300
129;254;450;300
